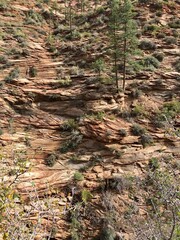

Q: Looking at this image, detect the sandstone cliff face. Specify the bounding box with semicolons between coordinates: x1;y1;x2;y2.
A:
0;0;179;239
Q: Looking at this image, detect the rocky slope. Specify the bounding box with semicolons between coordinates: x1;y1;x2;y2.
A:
0;0;179;239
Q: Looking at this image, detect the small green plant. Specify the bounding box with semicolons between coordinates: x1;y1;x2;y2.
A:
74;171;84;181
131;124;145;136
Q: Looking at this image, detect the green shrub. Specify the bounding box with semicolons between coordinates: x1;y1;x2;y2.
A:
25;10;44;25
162;100;180;119
65;30;81;40
153;101;180;127
0;81;4;88
131;124;145;136
60;119;78;131
4;67;20;83
164;36;177;45
96;6;106;14
0;128;3;135
81;189;92;204
111;148;124;158
151;1;163;10
168;18;180;28
132;104;147;117
0;55;8;64
43;0;50;4
56;77;72;87
138;0;148;3
172;29;179;38
44;153;58;167
141;134;154;147
99;226;116;240
74;172;84;181
139;39;156;50
152;52;164;62
92;58;105;79
156;32;166;39
143;24;159;34
71;231;80;240
29;66;37;77
87;111;105;121
140;56;160;71
0;0;8;11
149;157;159;171
119;129;127;137
174;58;180;72
6;48;23;58
153;113;166;128
70;154;80;163
130;89;143;98
60;132;83;153
156;10;163;17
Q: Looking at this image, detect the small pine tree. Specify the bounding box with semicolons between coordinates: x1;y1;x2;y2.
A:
119;0;139;91
109;0;139;92
109;0;120;92
79;0;86;13
65;0;76;35
93;58;105;79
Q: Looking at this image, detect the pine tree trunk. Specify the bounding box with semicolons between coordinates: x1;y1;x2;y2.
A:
113;20;118;93
69;1;72;36
122;23;127;91
115;50;118;92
